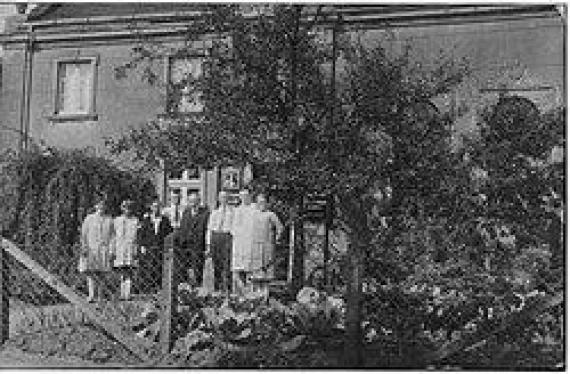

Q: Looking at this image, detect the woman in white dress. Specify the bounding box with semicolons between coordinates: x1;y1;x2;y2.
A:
113;199;141;300
231;189;257;294
251;193;283;281
79;197;114;302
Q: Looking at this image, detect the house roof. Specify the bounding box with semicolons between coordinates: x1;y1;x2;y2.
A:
25;3;559;24
26;3;207;21
0;3;559;47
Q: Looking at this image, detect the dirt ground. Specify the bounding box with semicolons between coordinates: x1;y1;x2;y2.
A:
0;324;145;368
2;297;154;368
0;346;119;368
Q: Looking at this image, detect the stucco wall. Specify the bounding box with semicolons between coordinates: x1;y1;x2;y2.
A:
0;47;25;152
2;14;563;154
353;16;564;147
0;12;563;204
27;43;166;153
357;16;564;102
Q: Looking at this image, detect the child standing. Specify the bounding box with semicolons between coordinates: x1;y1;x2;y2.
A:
113;199;140;300
79;197;114;302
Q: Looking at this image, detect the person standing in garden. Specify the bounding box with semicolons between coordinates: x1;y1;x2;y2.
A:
139;199;172;293
231;188;257;294
79;197;114;303
250;193;283;284
175;192;209;286
163;190;184;230
205;191;234;293
113;199;141;300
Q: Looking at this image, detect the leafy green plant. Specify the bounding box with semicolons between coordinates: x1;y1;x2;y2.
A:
161;287;345;367
362;103;564;368
0;146;156;305
107;4;562;368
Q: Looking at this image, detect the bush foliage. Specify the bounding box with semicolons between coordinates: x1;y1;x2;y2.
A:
361;102;564;368
107;4;563;367
153;287;344;368
0;146;156;305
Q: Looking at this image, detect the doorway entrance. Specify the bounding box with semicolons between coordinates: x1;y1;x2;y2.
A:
166;168;207;207
164;163;254;208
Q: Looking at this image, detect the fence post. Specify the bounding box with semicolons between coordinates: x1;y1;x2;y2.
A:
0;245;9;345
160;234;175;355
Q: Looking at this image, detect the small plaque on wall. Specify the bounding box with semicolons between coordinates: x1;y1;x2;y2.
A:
221;167;241;191
221;166;242;207
226;193;241;206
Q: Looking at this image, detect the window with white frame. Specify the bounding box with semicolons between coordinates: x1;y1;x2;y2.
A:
168;57;204;114
54;58;97;117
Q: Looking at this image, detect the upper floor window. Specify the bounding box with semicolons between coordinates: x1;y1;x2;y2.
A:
54;57;98;120
167;56;204;114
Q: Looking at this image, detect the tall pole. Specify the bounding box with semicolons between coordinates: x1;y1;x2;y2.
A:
336;9;364;366
291;5;305;293
324;13;338;290
0;245;9;346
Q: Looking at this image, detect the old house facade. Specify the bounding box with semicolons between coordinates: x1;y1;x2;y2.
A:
0;4;563;285
0;4;563;208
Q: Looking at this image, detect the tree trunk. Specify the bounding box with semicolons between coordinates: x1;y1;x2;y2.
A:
343;239;364;366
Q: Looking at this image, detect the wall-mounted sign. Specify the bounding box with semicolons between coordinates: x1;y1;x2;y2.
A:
221;167;241;191
221;166;242;206
303;195;330;222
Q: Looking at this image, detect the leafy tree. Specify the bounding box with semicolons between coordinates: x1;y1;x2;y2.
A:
109;4;470;366
361;93;564;368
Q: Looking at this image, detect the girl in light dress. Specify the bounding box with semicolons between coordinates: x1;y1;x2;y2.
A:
113;199;141;300
79;197;114;302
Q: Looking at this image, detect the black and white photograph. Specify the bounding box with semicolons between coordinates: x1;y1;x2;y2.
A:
0;2;565;369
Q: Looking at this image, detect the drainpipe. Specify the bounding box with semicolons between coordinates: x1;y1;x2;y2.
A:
20;25;33;151
18;36;28;151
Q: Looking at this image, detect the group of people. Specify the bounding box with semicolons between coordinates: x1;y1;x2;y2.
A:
79;198;144;302
168;188;284;295
78;187;283;302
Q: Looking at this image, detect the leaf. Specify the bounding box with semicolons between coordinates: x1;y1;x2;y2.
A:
183;330;213;352
278;334;306;352
218;304;237;323
234;311;255;326
202;307;219;327
234;327;252;341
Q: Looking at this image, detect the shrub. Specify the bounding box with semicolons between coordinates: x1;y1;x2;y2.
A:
0;146;156;305
361;105;564;368
163;288;344;368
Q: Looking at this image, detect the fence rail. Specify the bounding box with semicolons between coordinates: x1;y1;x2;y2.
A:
0;238;158;363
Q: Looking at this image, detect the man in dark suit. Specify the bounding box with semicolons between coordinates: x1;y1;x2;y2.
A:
138;200;173;293
174;192;210;286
